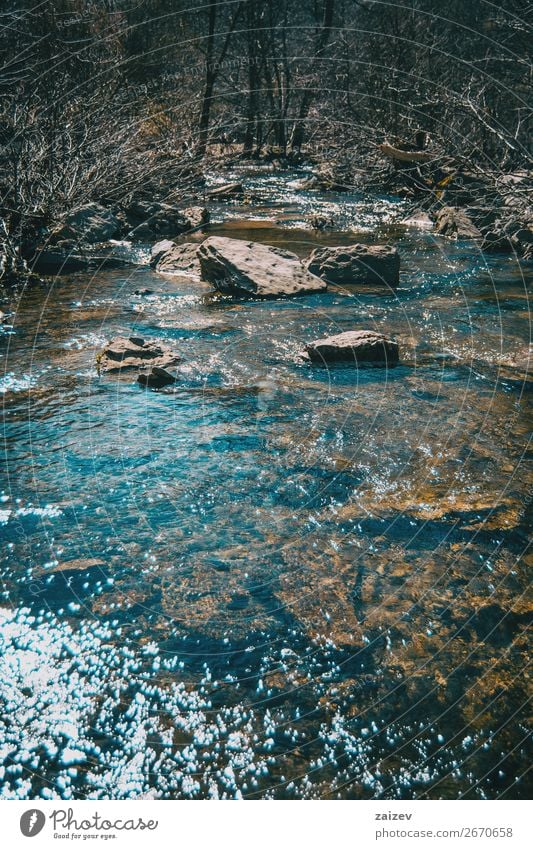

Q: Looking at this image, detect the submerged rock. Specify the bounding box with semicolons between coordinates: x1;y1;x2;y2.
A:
137;366;178;389
435;207;482;239
198;236;327;298
305;244;400;286
305;330;399;365
98;336;180;373
151;241;201;279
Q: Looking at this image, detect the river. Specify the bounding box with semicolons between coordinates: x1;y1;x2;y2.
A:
0;167;531;799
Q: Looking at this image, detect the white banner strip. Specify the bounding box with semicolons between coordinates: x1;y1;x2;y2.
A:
2;799;529;849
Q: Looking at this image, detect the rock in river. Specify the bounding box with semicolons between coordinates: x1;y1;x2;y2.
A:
126;203;209;240
305;330;399;365
305;244;400;286
98;336;180;374
401;210;434;230
53;203;121;243
151;241;201;279
435;207;482;239
137;366;178;389
198;236;327;298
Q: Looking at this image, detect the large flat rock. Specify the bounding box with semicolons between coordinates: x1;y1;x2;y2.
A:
305;330;399;365
98;336;180;373
305;244;400;286
198;236;327;298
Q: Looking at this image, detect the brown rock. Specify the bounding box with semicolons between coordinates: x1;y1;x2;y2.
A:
198;236;327;298
152;241;201;279
435;207;482;239
305;244;400;286
98;336;180;373
401;210;434;229
305;330;399;365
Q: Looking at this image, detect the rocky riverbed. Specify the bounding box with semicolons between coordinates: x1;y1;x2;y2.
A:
0;167;531;800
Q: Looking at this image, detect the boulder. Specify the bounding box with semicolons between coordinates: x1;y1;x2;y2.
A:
54;204;121;243
126;203;209;240
435;207;482;239
98;336;180;374
305;330;399;365
137;366;177;389
152;242;202;280
198;236;327;298
305;244;400;286
207;182;244;200
401;210;434;229
150;239;176;266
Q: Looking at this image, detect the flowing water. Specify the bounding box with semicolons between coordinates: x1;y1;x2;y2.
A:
1;168;531;800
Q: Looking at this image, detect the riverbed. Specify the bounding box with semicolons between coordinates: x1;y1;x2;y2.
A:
1;168;531;799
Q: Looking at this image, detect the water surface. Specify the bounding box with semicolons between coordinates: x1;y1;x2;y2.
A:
1;170;531;799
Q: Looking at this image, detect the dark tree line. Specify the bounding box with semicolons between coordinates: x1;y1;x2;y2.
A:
0;0;530;261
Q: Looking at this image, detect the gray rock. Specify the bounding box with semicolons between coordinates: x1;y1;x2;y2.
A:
306;244;400;286
98;336;180;374
152;242;202;280
305;330;399;365
127;204;209;240
401;210;434;229
137;366;177;389
198;236;327;298
150;239;176;267
128;222;154;240
435;207;482;239
55;203;121;243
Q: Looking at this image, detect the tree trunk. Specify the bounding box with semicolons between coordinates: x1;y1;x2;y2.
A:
243;1;261;156
197;0;218;158
290;0;335;151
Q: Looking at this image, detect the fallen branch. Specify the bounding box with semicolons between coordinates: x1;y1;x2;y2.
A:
378;142;437;163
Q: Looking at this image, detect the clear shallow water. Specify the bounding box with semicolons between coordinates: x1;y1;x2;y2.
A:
0;172;531;799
